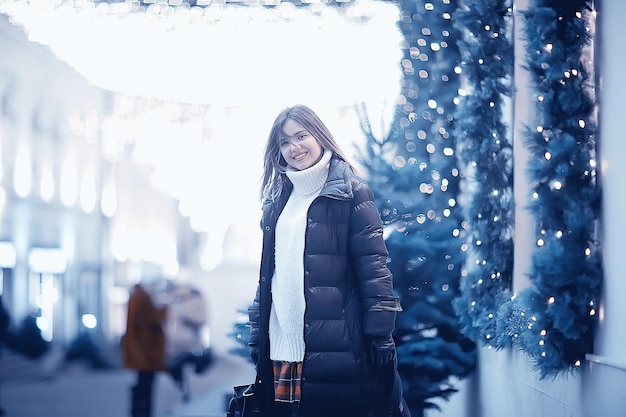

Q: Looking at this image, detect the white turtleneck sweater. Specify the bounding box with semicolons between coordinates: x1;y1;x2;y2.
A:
269;149;332;363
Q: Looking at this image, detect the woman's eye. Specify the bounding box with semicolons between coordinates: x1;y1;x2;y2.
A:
298;133;308;140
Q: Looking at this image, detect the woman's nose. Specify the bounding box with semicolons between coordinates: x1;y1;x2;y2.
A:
289;141;301;150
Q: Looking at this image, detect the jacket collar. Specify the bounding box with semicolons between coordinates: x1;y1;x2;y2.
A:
264;155;354;213
318;155;354;201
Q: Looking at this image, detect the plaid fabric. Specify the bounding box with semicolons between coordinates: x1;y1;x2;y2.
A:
273;360;303;403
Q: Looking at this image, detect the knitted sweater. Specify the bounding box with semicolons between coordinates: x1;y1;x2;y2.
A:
269;149;332;362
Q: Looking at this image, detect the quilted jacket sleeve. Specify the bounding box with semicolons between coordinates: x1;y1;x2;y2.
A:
348;179;401;339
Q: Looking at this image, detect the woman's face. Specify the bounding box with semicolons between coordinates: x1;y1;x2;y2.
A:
279;119;323;171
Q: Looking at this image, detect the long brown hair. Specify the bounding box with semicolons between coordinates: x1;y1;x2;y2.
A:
260;105;354;202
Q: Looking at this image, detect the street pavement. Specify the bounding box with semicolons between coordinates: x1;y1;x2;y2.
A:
0;346;255;417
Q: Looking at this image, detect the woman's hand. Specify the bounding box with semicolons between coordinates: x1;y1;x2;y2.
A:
370;335;396;368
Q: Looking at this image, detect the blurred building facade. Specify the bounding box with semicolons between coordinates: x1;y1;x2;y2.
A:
0;14;199;347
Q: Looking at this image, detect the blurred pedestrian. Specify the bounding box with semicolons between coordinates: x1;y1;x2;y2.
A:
166;284;211;401
122;283;168;417
12;313;49;359
248;105;409;417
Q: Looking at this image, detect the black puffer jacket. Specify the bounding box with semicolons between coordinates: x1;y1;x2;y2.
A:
249;155;404;415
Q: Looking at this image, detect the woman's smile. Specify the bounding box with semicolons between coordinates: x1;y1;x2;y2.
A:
280;119;323;170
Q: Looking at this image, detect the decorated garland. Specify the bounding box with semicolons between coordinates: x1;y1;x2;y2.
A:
451;0;515;349
511;0;602;377
453;0;602;378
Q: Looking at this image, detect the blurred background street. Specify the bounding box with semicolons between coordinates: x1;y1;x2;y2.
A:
0;264;258;417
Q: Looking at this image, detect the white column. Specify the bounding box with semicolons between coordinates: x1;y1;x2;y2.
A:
512;0;534;292
595;1;626;364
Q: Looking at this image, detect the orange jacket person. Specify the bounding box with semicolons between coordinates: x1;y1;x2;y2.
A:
123;283;168;417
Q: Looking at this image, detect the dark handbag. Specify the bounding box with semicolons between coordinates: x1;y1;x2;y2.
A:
226;383;262;417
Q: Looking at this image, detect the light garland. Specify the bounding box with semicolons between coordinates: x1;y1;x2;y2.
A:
510;0;601;377
451;0;515;350
453;0;602;378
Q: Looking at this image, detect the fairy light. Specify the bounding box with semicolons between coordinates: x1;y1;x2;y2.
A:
450;0;602;379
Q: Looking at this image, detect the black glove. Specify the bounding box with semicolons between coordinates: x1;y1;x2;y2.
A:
370;335;396;369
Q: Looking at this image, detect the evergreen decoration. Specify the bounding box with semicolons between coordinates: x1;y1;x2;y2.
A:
227;309;253;361
511;0;601;377
451;0;515;349
358;0;476;414
452;0;602;378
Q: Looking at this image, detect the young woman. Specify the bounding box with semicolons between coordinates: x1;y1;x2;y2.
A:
248;105;409;417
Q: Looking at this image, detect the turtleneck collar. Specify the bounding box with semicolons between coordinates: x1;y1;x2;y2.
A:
285;149;332;196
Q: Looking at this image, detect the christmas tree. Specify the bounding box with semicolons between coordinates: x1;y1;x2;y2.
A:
357;0;476;414
228;309;253;361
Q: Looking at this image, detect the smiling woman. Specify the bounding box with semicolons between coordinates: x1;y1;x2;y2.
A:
0;0;403;108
